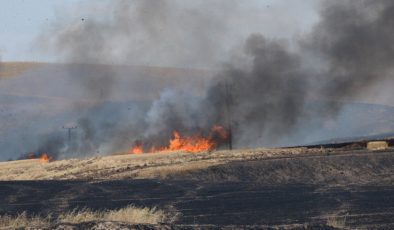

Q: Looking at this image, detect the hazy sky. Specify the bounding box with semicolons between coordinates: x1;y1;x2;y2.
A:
0;0;78;61
0;0;320;63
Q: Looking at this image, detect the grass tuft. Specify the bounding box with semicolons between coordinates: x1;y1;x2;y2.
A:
0;211;51;229
58;205;169;224
326;214;347;229
0;205;174;228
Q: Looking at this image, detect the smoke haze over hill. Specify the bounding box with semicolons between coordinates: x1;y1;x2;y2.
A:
1;0;394;160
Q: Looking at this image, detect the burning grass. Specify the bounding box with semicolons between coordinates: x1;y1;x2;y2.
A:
23;153;51;163
129;125;229;154
0;205;173;229
39;153;50;163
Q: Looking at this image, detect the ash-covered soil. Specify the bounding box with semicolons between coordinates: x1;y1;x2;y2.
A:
0;149;393;229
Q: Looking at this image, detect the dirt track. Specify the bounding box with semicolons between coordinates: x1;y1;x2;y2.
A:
1;180;393;229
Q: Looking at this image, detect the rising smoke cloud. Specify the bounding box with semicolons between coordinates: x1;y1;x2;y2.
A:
309;0;394;102
27;0;394;157
41;0;249;68
33;0;252;157
144;0;394;147
142;0;394;147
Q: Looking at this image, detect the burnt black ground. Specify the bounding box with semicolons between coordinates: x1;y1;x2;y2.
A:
0;151;393;229
1;181;393;228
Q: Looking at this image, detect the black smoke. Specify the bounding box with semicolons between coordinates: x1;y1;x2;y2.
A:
143;0;394;147
309;0;394;107
25;0;394;157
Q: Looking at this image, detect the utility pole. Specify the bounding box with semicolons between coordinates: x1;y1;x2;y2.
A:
224;82;233;150
62;125;78;144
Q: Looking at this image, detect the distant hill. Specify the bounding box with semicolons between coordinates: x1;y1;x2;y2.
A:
0;62;42;78
305;102;394;145
0;62;214;101
1;62;394;159
0;61;212;79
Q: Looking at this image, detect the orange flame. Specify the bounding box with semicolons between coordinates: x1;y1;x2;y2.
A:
165;131;215;152
39;153;50;163
129;125;229;154
129;142;143;154
211;125;229;139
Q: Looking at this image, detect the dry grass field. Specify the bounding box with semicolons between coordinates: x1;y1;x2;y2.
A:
0;147;326;180
0;205;171;229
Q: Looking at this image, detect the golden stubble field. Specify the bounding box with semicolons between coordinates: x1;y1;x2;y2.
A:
0;147;327;180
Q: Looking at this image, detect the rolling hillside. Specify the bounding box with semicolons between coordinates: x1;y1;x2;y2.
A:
0;147;393;229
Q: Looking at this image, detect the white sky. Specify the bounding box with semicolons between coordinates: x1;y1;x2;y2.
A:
0;0;321;63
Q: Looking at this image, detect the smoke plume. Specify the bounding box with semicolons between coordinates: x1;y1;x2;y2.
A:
310;0;394;99
9;0;394;159
143;0;394;147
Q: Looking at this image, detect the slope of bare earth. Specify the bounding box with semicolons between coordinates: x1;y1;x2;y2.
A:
0;148;393;229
